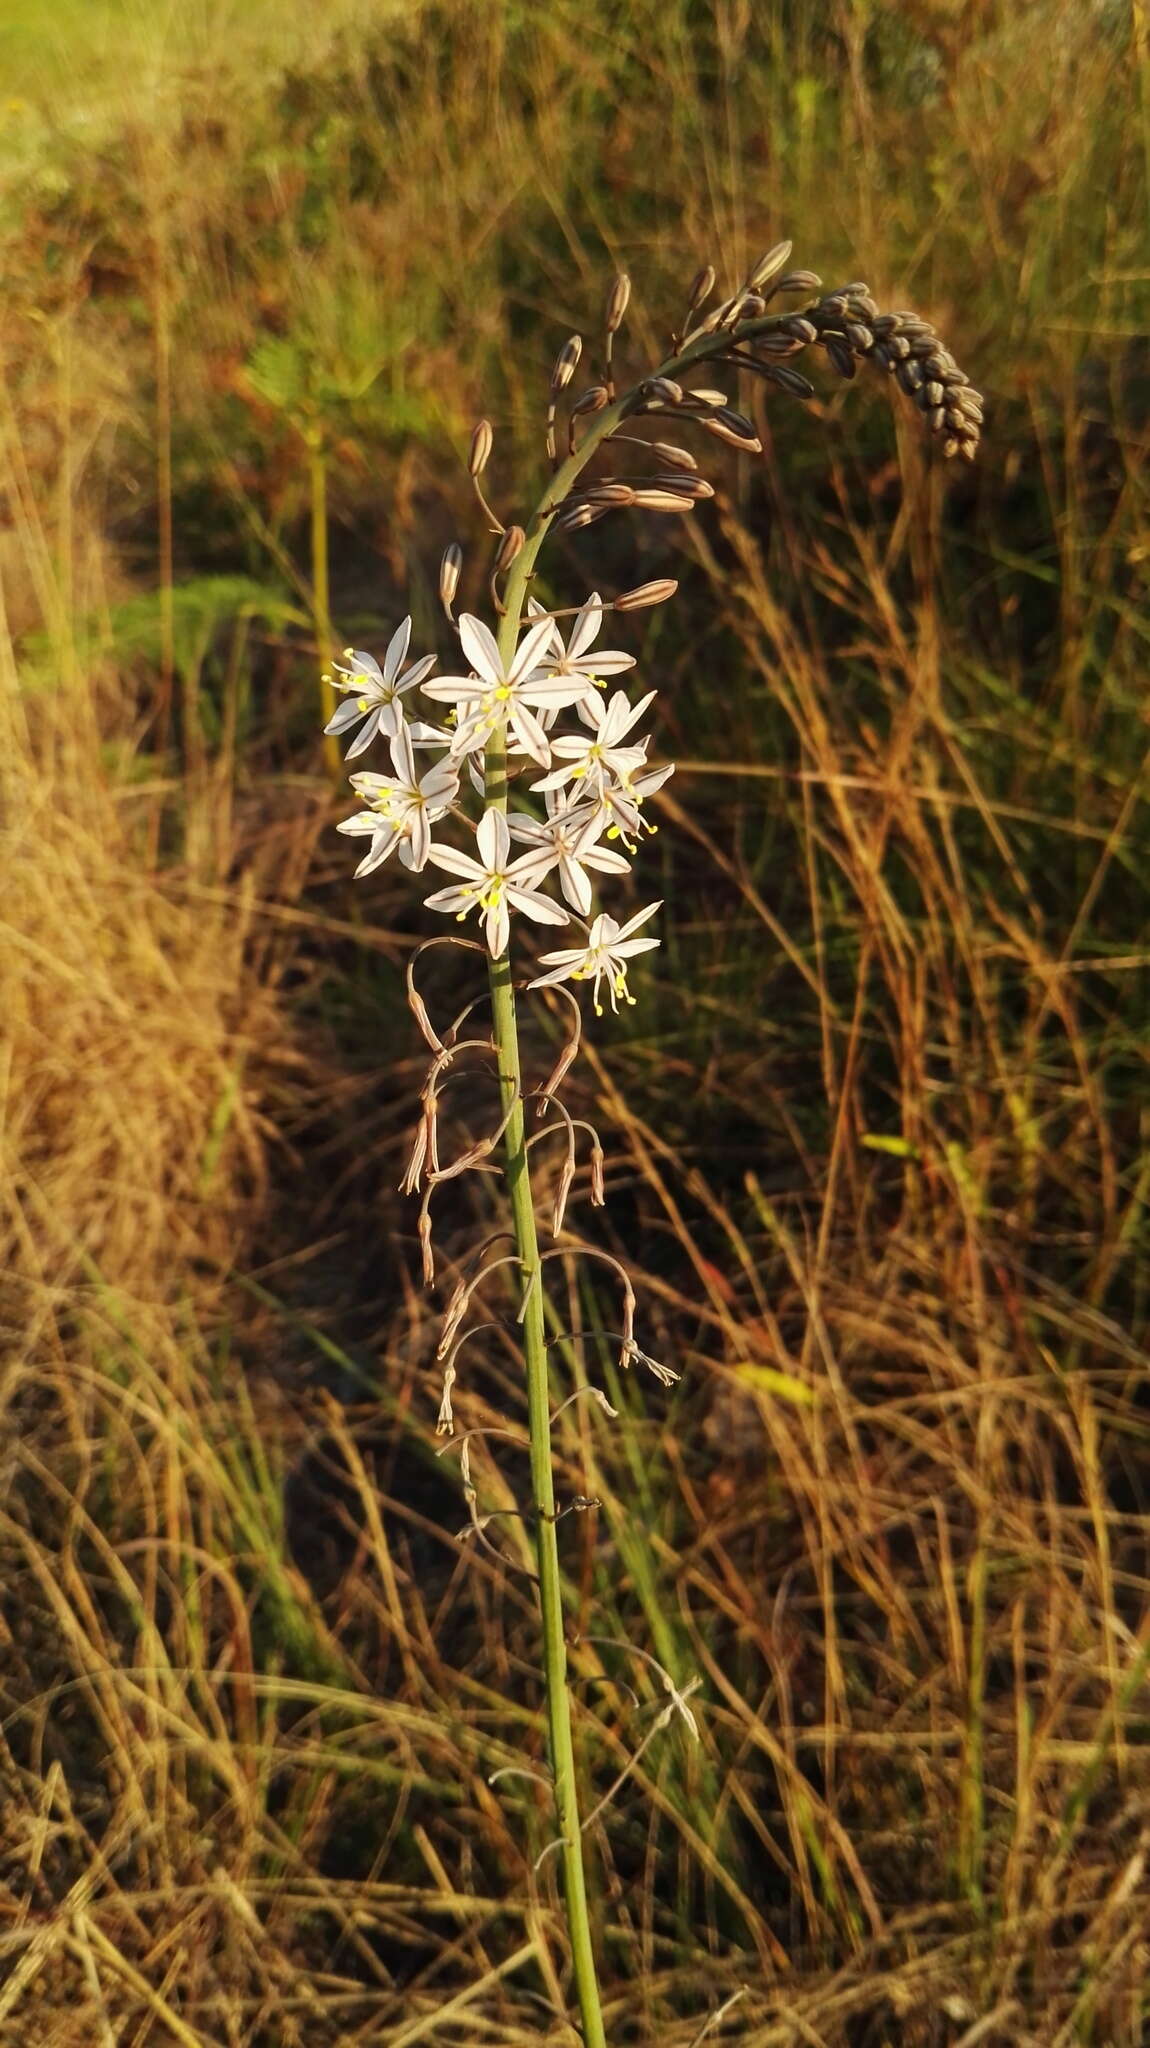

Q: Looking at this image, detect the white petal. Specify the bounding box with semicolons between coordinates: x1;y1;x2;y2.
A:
612;934;661;959
458;614;505;688
484;898;510;957
614;900;663;942
568;594;603;663
427;844;487;880
424;882;473;913
506;884;570;926
422;674;486;704
408;809;431;870
354;825;402;877
389;723;417;784
382;616;412;682
575;649;635;676
509;614;560;683
477;807;510;871
325;699;367;734
344;709;383;759
558;855;592;915
508;703;552;769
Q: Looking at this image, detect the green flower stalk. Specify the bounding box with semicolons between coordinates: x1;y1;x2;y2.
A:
324;243;981;2045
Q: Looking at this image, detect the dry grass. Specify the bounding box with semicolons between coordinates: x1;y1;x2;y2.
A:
1;1;1148;2042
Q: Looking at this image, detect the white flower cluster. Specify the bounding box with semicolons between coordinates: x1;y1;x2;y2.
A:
327;596;673;1012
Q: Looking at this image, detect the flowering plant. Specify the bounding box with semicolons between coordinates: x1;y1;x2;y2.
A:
323;244;981;2047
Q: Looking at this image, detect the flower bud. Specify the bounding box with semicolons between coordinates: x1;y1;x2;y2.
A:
746;239;793;292
651;442;698;470
650;473;714;500
468;419;493;476
614;578;678;611
605;272;631;333
570;384;609;419
685;265;716;318
640;376;684;406
550;335;583;392
439;542;462;613
493;524;525;572
632;488;697;513
775;270;822;295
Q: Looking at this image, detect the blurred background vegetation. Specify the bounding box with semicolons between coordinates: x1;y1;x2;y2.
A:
2;1;1148;2042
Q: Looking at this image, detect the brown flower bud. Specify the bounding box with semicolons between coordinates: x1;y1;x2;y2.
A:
632;488;697;513
439;542;462;611
746;239;793;292
650;473;714;500
614;578;678;611
493;524;525;572
550;335;583;392
468;419;493;476
605;273;631;333
685;265;716;318
641;376;685;406
650;442;698;470
570;384;610;418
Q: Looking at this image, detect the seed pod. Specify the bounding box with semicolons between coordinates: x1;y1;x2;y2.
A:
605;273;632;333
746;239;793;292
651;441;698;470
614;578;679;610
632;488;698;512
570;384;610;417
775;269;822;294
494;524;525;572
824;336;855;379
439;542;463;612
685;264;716;318
783;316;818;344
468;419;493;476
763;363;816;398
641;376;685;405
650;472;714;499
551;335;583;393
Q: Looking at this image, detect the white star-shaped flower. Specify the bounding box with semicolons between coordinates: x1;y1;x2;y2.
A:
525;592;636;709
424;806;570;957
423;614;592;769
324;617;436;758
337;725;459;876
530;689;655;798
507;792;632;915
528;903;662;1014
590;760;676;846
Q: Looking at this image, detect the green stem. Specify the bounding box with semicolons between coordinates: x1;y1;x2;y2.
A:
479;305;790;2042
